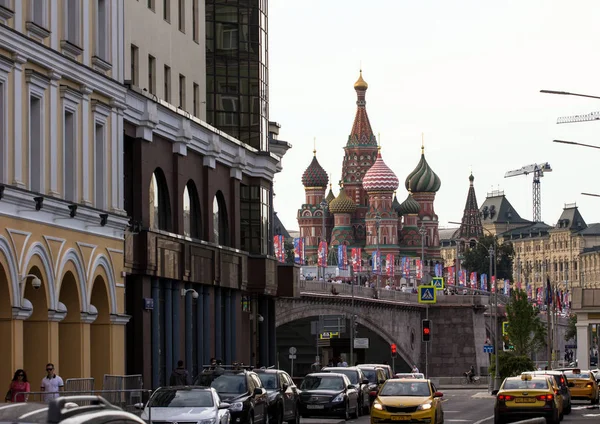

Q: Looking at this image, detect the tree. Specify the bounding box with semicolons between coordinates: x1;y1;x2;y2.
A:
490;352;535;379
284;238;295;264
462;235;514;280
505;289;547;356
564;313;577;342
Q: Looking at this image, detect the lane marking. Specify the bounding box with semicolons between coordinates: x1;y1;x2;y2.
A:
445;420;472;422
443;410;461;413
471;392;495;399
473;415;493;424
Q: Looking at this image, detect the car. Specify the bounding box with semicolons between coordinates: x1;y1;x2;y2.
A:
492;373;562;424
320;366;371;415
298;372;359;420
395;372;425;379
370;378;444;424
357;366;387;404
358;363;393;381
522;370;572;414
195;367;268;423
137;386;230;424
561;368;599;405
253;368;301;424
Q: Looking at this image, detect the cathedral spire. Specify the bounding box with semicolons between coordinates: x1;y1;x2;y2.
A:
459;172;484;241
347;70;377;147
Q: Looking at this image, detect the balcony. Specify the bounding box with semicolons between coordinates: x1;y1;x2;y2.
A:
247;255;278;296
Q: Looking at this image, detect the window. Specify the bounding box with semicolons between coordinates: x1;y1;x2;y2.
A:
213;192;229;246
148;0;155;11
148;55;156;94
29;96;43;193
240;185;270;254
64;111;76;201
192;0;198;42
183;181;201;239
193;83;199;117
164;65;171;102
64;0;80;45
220;96;238;126
178;0;185;32
163;0;169;21
96;0;108;60
178;74;185;108
221;25;238;50
149;169;172;231
30;0;46;27
94;123;106;209
130;45;139;86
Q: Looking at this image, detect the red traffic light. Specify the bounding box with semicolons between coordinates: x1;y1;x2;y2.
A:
422;319;432;342
423;328;431;335
391;343;397;358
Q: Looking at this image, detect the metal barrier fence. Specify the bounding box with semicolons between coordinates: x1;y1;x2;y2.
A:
102;375;144;407
65;378;94;392
13;389;152;413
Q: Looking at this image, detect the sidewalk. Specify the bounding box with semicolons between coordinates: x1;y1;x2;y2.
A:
301;419;344;424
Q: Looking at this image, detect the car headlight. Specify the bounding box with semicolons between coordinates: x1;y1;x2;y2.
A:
372;401;383;410
229;402;244;412
332;393;345;403
417;402;432;411
199;420;217;424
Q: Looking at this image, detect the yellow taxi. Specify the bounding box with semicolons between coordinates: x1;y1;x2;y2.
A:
370;378;444;424
493;374;562;424
561;368;599;404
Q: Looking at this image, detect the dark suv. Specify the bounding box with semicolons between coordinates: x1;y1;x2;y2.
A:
522;371;572;414
195;368;268;423
254;368;301;424
320;366;371;415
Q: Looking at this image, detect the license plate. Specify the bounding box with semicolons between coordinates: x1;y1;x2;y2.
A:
306;405;324;409
391;417;410;421
515;397;535;403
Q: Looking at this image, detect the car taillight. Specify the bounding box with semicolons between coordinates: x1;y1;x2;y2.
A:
536;394;554;401
560;377;565;384
586;383;594;388
498;395;514;401
370;391;377;396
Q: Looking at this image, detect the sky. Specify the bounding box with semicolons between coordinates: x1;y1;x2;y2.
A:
269;0;600;233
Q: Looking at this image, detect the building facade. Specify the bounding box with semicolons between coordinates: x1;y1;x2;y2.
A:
0;0;129;388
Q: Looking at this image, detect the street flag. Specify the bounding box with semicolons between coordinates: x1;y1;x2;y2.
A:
386;254;394;276
351;248;362;272
491;276;496;293
447;267;455;285
545;277;552;305
318;241;327;267
480;274;487;291
416;259;422;279
372;251;381;273
278;235;285;262
293;237;305;265
273;235;285;262
434;263;442;277
337;245;347;270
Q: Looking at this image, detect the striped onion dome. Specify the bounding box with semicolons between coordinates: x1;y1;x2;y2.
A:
362;150;399;192
329;186;356;214
301;153;329;188
392;192;402;214
325;184;336;204
405;147;441;193
398;191;421;215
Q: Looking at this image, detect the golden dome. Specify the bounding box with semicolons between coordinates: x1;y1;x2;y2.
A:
329;186;357;214
354;70;368;90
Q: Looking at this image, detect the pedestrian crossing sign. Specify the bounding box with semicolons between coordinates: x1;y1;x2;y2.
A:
432;277;444;290
418;285;437;304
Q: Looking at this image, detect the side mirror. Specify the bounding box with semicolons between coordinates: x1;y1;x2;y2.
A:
254;387;264;395
433;391;443;398
347;384;354;390
362;379;369;385
282;383;289;391
219;402;231;409
134;403;144;410
491;390;499;396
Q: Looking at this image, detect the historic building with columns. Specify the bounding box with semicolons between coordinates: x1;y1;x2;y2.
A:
0;1;129;388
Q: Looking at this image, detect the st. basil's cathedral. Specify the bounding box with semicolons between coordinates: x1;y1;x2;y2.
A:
297;71;443;278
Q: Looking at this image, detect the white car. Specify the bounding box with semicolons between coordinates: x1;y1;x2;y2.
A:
395;373;425;379
139;386;231;424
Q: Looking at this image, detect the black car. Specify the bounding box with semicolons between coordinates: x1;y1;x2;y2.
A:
320;366;370;415
196;368;268;424
253;368;301;424
298;372;359;420
356;366;387;404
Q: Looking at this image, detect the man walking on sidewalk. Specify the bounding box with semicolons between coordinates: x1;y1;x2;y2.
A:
170;360;191;386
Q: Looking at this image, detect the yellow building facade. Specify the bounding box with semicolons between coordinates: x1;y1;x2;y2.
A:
0;0;129;389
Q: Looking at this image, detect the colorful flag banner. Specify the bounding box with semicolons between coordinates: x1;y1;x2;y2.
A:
434;263;442;277
402;257;410;277
386;254;394;277
480;274;487;291
351;248;362;272
372;251;381;273
318;241;327;267
337;245;347;270
293;237;305;265
273;235;283;262
416;259;422;279
470;272;477;289
447;267;455;285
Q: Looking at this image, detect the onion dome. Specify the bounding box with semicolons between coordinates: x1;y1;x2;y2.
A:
398;191;421;216
326;183;336;204
301;150;329;188
329;185;356;214
354;70;368;91
362;148;399;192
392;191;402;214
405;145;441;193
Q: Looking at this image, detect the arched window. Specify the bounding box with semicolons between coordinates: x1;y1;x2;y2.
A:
183;181;202;239
149;169;171;231
213;191;229;246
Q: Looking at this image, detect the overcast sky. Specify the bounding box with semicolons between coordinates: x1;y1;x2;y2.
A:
269;0;600;233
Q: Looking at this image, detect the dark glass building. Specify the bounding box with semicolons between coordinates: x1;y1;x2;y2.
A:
205;0;269;152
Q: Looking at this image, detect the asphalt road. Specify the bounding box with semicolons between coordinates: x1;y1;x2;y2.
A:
324;388;600;424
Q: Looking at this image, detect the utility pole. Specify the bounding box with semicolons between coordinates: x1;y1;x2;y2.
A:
419;223;428;378
376;213;381;294
350;268;355;366
320;199;328;281
493;245;500;390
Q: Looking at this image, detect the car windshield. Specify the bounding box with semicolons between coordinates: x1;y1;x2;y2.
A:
210;374;247;394
301;376;345;391
258;374;278;390
361;370;377;383
503;379;549;390
150;389;214;407
380;381;431;397
324;369;359;384
564;371;591;379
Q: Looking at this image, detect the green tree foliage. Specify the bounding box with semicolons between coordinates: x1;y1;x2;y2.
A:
462;235;514;281
564;314;577;342
490;352;535;379
505;289;547;356
284;238;295;264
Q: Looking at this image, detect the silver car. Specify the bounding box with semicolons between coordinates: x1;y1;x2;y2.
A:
139;386;231;424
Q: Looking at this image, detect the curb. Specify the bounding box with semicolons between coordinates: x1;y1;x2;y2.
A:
301;419;345;424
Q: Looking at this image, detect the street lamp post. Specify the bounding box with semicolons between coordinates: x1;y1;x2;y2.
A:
375;213;381;292
493;245;500;390
320;199;328;281
419;223;428;377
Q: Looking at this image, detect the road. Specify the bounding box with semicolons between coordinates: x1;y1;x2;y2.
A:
324;388;600;424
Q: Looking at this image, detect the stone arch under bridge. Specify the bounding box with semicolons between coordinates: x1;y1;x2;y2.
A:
275;297;424;369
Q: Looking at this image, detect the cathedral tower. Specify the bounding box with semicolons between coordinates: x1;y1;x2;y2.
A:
458;173;484;245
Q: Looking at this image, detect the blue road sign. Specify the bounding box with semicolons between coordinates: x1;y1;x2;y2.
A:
418;286;437;304
484;344;494;353
432;277;444;290
565;344;577;349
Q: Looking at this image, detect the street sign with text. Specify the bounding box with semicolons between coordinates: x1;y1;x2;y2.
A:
484;344;494;353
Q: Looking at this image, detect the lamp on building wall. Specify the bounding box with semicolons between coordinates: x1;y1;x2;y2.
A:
19;274;42;308
0;185;4;200
99;213;108;227
180;288;199;299
68;204;77;218
34;196;43;210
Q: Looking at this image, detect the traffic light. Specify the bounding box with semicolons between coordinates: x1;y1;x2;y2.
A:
422;319;431;342
391;343;397;358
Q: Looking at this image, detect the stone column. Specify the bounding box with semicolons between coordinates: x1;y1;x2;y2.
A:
184;283;193;379
172;280;181;369
48;71;61;196
259;297;268;367
268;298;276;367
214;287;222;360
576;319;589;369
151;278;160;388
230;290;237;363
80;85;93;205
224;289;232;364
164;280;173;382
11;53;26;188
109;314;130;375
196;285;204;374
80;312;98;378
203;287;211;363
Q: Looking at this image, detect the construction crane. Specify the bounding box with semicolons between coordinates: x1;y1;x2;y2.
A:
504;163;552;223
556;111;600;124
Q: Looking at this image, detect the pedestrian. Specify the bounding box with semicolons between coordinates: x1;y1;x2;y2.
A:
411;364;419;373
169;360;190;386
40;363;63;402
5;369;30;403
